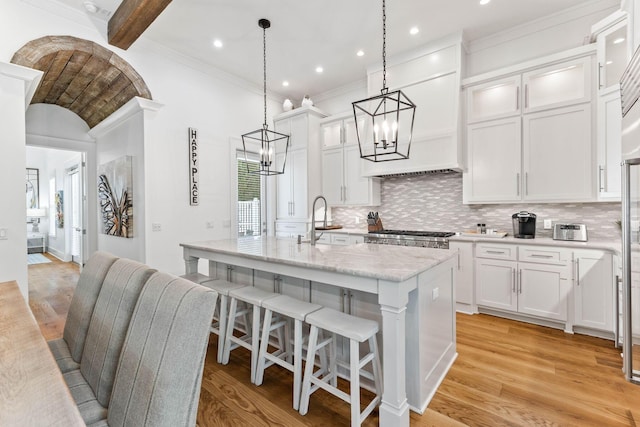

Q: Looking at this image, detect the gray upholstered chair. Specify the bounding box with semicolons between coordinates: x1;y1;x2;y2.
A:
48;251;119;373
63;258;156;425
101;273;217;427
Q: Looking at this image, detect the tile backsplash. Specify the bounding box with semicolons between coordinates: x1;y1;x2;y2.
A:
331;173;621;240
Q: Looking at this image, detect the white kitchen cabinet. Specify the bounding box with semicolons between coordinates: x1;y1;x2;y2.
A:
594;18;629;96
276;149;308;221
449;241;475;313
475;244;570;322
321;114;380;206
597;90;622;200
521;57;592;114
522;104;593;201
465;117;521;203
466;75;521;123
463;49;596;204
573;250;614;332
274;106;327;231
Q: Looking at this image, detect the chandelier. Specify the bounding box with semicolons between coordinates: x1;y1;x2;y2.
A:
352;0;416;162
242;19;290;175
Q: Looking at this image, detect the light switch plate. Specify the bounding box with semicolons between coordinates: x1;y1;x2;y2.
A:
544;219;552;229
0;228;7;240
432;287;439;300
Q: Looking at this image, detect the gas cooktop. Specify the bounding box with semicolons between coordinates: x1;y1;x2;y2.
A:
364;230;455;249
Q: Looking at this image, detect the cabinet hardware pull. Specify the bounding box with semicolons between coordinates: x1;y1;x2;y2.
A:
599;166;605;192
530;254;553;258
518;269;522;294
487;250;505;254
516;173;520;196
340;289;345;313
576;258;580;286
512;269;516;292
516;87;520;110
598;63;603;90
525;172;529;195
457;250;461;271
525;84;529;108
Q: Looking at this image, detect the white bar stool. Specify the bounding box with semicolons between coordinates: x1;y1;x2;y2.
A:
198;279;247;363
299;307;382;427
254;295;322;410
222;286;281;383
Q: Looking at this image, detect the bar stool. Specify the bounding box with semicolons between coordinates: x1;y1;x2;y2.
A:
299;307;383;427
254;295;322;410
222;286;282;383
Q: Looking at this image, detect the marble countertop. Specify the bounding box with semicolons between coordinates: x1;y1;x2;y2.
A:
449;234;621;254
181;237;456;282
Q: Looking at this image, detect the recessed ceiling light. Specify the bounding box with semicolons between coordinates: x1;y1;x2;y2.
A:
357;50;365;57
316;66;324;73
409;27;419;35
479;0;490;5
606;60;613;65
613;37;626;44
282;81;289;87
213;39;223;48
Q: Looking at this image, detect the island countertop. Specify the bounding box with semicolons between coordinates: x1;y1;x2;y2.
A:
180;237;456;283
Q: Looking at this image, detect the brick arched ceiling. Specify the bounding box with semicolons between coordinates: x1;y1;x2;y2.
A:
11;35;152;128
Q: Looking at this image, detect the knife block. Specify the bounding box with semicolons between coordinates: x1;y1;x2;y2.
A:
368;219;383;232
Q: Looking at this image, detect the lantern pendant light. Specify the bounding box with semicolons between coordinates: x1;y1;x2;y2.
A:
352;0;416;162
242;18;290;175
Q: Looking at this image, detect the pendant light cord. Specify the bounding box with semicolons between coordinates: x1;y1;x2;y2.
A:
382;0;387;91
263;24;268;127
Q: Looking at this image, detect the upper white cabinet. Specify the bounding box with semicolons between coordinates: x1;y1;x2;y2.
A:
274;106;327;230
463;47;596;204
466;76;521;123
594;17;629;96
361;36;464;177
321;114;381;206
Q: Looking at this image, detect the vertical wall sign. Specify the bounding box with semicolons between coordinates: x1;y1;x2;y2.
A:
189;127;199;206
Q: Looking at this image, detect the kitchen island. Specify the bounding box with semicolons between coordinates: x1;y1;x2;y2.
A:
181;237;457;427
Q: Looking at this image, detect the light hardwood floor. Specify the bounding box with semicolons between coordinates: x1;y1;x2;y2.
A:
29;256;640;426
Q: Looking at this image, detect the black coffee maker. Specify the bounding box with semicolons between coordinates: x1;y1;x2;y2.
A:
512;211;536;239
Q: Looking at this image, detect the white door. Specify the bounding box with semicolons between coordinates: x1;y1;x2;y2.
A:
322;148;344;205
275;152;292;219
465;117;521;203
343;144;369;205
449;242;474;306
290;149;308;220
573;250;614;331
597;90;622;200
475;258;517;312
518;263;569;321
523;104;593;201
466;75;522;123
68;166;83;266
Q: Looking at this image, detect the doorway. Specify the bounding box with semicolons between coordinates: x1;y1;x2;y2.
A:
236;150;265;237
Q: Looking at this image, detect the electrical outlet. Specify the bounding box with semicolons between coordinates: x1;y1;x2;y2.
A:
432;287;439;301
151;223;162;232
355;216;360;224
544;219;552;230
0;228;7;240
206;221;215;229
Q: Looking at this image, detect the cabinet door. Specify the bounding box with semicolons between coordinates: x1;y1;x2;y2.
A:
274;119;291;153
466;76;521;123
574;251;613;331
522;57;591;113
523;104;593;201
465;117;521;203
322;147;344;205
289;114;309;151
518;263;569;321
322;120;343;148
276;152;293;219
290;149;308;220
597;20;628;95
449;242;474;307
597;90;622;200
343;144;371;205
475;258;517;312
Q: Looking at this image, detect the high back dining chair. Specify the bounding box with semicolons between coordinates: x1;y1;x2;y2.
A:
105;273;217;427
63;258;156;425
48;251;119;373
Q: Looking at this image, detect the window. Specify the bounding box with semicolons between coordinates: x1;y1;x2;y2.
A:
236;151;263;237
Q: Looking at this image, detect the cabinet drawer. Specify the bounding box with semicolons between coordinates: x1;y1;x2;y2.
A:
316;234;331;244
330;234;350;245
476;244;517;260
276;222;307;234
519;246;569;265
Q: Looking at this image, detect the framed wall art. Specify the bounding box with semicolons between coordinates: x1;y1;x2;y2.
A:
98;156;133;238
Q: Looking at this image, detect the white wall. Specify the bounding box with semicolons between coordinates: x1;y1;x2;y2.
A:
1;0;280;276
465;0;620;77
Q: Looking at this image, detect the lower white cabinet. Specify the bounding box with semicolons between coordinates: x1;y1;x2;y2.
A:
449;241;475;312
573;250;614;331
475;244;571;322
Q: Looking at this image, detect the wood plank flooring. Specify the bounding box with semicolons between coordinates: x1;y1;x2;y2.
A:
29;258;640;426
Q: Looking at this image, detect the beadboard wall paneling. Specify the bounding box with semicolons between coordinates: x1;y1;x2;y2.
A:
331;173;621;240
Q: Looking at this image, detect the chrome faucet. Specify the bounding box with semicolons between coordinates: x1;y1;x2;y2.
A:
310;195;328;246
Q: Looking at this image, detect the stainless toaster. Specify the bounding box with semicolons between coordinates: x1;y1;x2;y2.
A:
553;223;588;241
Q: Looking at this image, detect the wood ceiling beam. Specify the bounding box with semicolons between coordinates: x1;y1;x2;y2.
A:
108;0;173;50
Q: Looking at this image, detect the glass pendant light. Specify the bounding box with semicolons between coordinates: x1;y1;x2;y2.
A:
242;19;290;175
352;0;416;162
